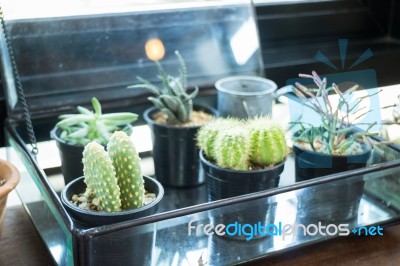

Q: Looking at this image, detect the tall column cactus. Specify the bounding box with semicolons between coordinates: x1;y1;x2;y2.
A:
83;142;122;212
82;131;145;212
107;131;144;209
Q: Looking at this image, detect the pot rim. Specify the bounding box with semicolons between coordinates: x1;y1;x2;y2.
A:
215;75;277;96
50;127;85;148
0;159;20;199
61;175;164;218
199;149;286;174
143;104;217;129
292;140;372;159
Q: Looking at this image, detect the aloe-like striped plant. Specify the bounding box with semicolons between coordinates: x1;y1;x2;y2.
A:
128;51;198;124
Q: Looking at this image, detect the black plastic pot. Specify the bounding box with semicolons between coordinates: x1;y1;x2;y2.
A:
61;175;163;265
292;142;372;182
200;150;284;240
144;104;217;187
50;127;84;185
61;175;164;226
293;142;372;223
199;151;284;201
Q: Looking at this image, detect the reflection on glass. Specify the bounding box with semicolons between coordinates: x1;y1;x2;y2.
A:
145;38;166;61
230;18;258;65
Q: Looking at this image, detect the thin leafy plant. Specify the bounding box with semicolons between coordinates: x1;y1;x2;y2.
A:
56;97;138;146
127;50;198;124
291;71;379;155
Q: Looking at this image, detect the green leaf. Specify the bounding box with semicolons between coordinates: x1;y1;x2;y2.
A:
56;114;92;128
92;97;102;116
77;106;93;115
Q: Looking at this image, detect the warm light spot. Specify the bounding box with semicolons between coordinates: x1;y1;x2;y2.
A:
145;38;165;61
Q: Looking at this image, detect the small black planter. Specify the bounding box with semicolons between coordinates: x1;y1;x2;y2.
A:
293;143;372;223
61;176;163;265
292;143;372;182
61;175;164;226
144;104;217;187
200;150;284;240
50;128;84;185
199;151;284;201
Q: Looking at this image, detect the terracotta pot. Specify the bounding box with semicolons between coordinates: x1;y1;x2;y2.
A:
0;159;20;238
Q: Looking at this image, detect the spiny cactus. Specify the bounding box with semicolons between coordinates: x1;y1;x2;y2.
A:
214;128;250;171
83;142;122;212
247;117;287;166
128;50;198;124
197;118;242;161
82;131;145;212
197;117;287;170
107;131;144;209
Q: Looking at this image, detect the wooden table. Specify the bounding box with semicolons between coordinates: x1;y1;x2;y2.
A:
1;192;400;266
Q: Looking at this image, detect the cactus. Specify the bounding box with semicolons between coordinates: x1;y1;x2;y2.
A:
214;128;250;171
247;117;287;166
82;142;122;212
107;131;144;209
82;131;145;212
197;117;287;170
128;51;198;124
197;118;242;161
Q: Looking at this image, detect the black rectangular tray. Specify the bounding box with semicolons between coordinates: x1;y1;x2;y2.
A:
5;102;400;265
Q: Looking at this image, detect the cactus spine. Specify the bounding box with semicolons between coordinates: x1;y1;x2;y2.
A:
128;51;198;124
197;117;287;170
82;131;145;212
107;131;144;209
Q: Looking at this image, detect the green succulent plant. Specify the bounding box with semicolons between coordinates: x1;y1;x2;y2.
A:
290;71;378;155
197;117;287;171
128;50;198;124
248;117;288;166
56;97;138;146
82;131;145;212
197;117;243;161
214;127;250;171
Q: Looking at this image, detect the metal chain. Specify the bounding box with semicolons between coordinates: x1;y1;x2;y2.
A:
0;6;38;155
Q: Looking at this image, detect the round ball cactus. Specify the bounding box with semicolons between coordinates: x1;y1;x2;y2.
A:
197;118;242;161
247;117;287;166
197;116;287;171
214;128;250;171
